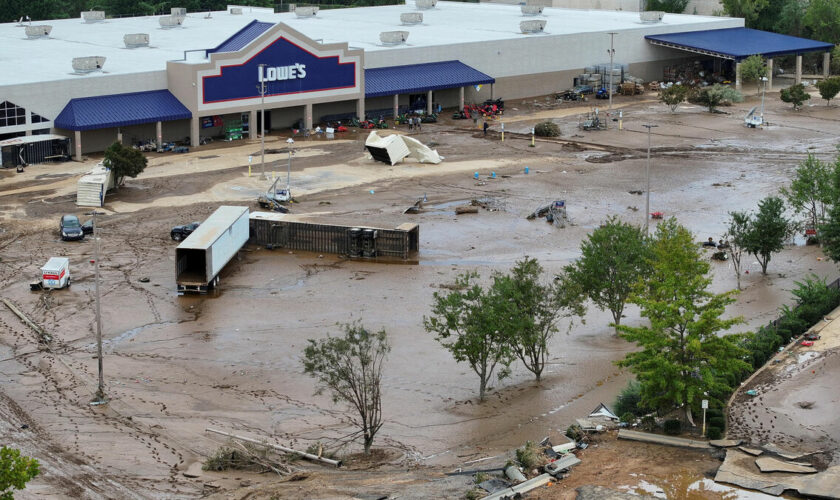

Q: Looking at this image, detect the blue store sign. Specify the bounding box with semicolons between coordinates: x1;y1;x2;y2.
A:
202;36;357;104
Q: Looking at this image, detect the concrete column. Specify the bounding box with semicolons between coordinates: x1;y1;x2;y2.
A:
426;90;433;115
795;54;802;85
459;87;465;110
490;83;494;100
356;98;365;121
249;110;257;139
117;127;122;144
25;129;31;136
824;51;831;78
735;62;742;91
393;94;399;118
766;58;773;91
156;121;162;150
190;117;199;147
74;130;82;161
304;103;313;131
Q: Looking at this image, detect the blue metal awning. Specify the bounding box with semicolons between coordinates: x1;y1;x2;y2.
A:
646;28;834;61
54;90;191;131
209;20;274;54
365;60;495;97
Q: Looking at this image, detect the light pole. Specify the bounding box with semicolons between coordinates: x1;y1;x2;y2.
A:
257;64;267;180
285;137;294;193
85;210;107;404
607;32;617;114
759;76;768;124
642;124;658;235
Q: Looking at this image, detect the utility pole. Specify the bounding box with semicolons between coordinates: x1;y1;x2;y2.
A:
286;137;294;192
257;64;267;180
642;124;658;235
607;32;617;114
85;210;107;404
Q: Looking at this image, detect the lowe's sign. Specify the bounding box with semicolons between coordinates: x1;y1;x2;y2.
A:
202;37;356;104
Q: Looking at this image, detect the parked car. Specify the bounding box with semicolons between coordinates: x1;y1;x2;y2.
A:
171;222;200;241
572;85;594;95
59;215;84;241
804;332;821;341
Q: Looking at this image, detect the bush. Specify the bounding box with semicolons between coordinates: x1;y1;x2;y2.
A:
534;121;560;137
465;488;484;500
614;380;647;417
566;424;584;442
474;472;490;484
709;417;726;430
816;77;840;105
515;440;545;470
697;84;743;112
780;84;811;110
640;415;657;432
620;412;636;423
663;419;681;435
706;408;723;419
706;427;723;440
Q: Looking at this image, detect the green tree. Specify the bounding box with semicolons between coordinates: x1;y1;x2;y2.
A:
424;272;512;401
740;55;768;94
832;46;840;75
616;218;750;426
744;196;792;275
816;77;840;105
698;84;744;113
775;0;807;36
565;217;650;332
0;446;39;500
804;0;840;44
493;259;585;382
819;160;840;262
725;211;752;290
302;323;390;454
780;83;811;110
660;85;688;112
646;0;689;13
103;141;148;187
720;0;770;28
780;154;833;235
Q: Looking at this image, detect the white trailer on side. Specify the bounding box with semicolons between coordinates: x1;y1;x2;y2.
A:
41;257;70;289
175;206;249;294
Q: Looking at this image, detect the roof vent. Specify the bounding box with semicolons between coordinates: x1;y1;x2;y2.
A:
72;56;106;73
521;5;544;15
520;20;546;33
400;12;423;25
82;11;106;23
25;25;52;38
230;7;243;14
415;0;437;9
380;30;409;45
640;11;664;23
159;15;185;28
171;7;186;17
295;6;319;17
124;33;149;48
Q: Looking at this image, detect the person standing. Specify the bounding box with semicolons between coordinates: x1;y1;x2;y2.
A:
483;120;489;136
417;117;422;131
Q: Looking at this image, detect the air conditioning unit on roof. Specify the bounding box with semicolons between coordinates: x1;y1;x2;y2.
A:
159;15;184;28
295;6;318;17
416;0;437;9
25;25;52;38
171;7;187;17
82;11;105;23
72;56;106;73
520;20;546;33
230;7;243;14
380;31;409;45
640;11;664;23
401;13;423;25
521;5;544;15
124;33;149;48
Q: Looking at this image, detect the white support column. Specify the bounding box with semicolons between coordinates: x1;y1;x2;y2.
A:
304;103;313;131
249;110;257;139
459;87;465;110
766;58;773;91
824;51;831;79
795;55;802;85
156;121;162;150
735;62;742;91
490;83;494;100
357;98;365;121
117;127;123;144
393;94;399;118
190;117;199;147
74;130;82;161
426;90;433;115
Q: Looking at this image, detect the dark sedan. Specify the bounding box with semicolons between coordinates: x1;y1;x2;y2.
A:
59;215;84;241
171;222;200;241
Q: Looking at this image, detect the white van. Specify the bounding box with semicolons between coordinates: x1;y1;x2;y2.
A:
41;257;70;289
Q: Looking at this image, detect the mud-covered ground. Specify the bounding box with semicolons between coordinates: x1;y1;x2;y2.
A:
1;89;839;498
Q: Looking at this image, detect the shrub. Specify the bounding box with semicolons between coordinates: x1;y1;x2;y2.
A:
566;424;584;441
614;380;647;417
780;84;810;110
515;440;545;470
640;415;657;432
660;84;688;112
816;77;840;105
697;84;743;112
534;121;560;137
706;408;723;419
706;427;723;440
709;417;726;430
474;472;490;484
620;412;636;423
465;488;484;500
663;419;681;435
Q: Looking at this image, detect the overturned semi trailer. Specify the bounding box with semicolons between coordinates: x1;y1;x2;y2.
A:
249;212;419;260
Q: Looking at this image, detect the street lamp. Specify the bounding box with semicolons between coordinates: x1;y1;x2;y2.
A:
760;76;768;124
256;64;268;180
607;32;617;114
85;210;107;404
642;124;658;235
285;137;294;194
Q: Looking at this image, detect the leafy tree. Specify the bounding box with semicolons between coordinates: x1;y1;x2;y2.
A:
565;216;650;332
720;0;770;28
816;77;840;105
645;0;689;13
774;0;807;36
740;55;768;94
616;218;750;426
0;446;39;500
493;259;584;382
780;154;833;235
660;85;688;112
744;196;792;275
780;83;811;110
833;46;840;75
103;141;148;187
804;0;840;45
302;323;390;454
424;272;512;401
698;84;743;113
725;211;752;290
819;160;840;262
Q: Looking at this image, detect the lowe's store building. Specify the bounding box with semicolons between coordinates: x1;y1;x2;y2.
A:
0;3;832;161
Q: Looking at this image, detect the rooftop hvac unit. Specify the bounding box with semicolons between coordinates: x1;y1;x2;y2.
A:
124;33;149;48
171;7;187;17
25;25;52;38
640;11;664;23
380;31;409;45
159;15;184;28
72;56;106;73
416;0;437;9
400;12;423;25
295;6;318;17
521;5;544;15
230;7;243;14
82;11;105;23
520;19;546;33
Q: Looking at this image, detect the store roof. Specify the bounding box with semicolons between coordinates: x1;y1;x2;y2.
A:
54;90;191;131
645;27;834;61
208;19;274;54
365;60;494;97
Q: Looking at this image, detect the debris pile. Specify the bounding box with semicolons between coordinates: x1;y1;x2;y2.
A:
364;131;442;165
527;200;569;227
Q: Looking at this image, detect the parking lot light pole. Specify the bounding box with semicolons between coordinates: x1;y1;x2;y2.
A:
607;32;617;113
85;210;107;404
257;64;267;180
286;137;294;192
642;124;658;235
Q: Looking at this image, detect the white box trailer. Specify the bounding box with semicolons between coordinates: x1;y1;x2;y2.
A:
41;257;70;289
175;206;249;294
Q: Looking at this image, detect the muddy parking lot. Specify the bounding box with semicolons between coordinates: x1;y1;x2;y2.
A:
1;91;839;498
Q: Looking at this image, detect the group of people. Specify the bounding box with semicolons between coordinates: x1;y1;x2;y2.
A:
703;237;730;250
407;116;422;131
